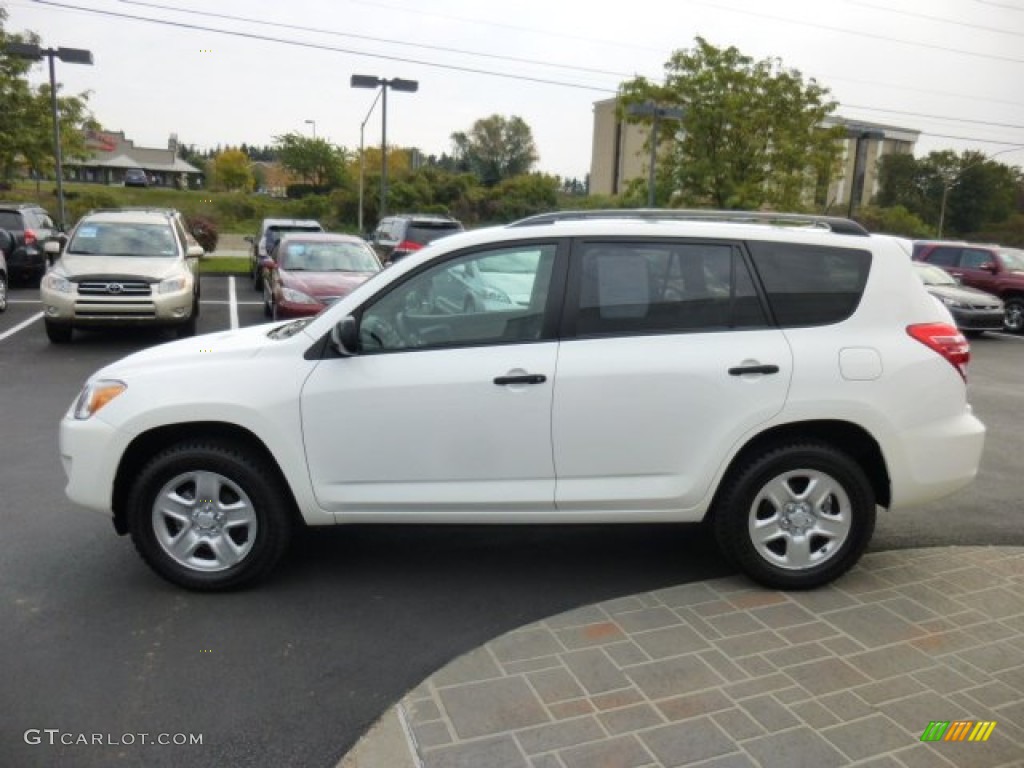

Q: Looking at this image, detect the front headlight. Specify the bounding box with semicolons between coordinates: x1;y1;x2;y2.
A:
73;380;127;420
158;276;189;294
939;296;965;309
42;273;73;293
281;287;319;305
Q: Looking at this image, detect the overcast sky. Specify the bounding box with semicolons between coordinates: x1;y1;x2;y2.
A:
5;0;1023;179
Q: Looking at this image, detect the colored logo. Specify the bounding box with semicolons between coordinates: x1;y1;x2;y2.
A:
920;720;997;742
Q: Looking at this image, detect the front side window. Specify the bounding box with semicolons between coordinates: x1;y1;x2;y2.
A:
925;247;960;267
574;241;766;336
359;244;557;351
961;249;995;270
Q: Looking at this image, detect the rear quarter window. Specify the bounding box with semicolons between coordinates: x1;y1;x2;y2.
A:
0;212;23;230
747;241;871;327
407;223;461;245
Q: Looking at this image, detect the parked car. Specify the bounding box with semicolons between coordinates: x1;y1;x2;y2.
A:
0;202;59;283
59;210;984;591
41;209;203;343
913;240;1024;333
912;262;1004;336
123;168;150;188
0;229;9;312
247;218;324;290
262;233;381;320
370;213;463;266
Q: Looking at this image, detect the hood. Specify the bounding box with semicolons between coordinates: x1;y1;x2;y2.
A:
280;269;376;299
91;322;284;380
925;284;1002;306
58;254;182;281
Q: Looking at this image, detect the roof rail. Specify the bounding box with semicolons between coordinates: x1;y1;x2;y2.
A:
509;209;871;237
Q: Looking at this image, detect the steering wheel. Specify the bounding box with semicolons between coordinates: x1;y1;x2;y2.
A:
360;314;404;350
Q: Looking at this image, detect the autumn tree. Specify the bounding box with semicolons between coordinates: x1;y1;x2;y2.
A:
274;133;348;188
211;148;253;191
451;115;539;187
619;37;844;210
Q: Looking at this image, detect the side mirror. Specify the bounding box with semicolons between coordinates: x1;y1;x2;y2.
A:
44;240;62;255
244;235;255;244
186;244;204;258
329;316;360;357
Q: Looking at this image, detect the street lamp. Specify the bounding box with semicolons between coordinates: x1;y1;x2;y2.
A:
304;119;316;139
357;88;383;234
626;102;684;207
937;145;1024;238
5;41;94;230
350;74;418;219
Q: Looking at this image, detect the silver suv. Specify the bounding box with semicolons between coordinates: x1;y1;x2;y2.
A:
42;209;203;343
60;210;985;591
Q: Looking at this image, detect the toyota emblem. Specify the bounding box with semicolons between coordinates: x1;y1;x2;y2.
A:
107;283;123;294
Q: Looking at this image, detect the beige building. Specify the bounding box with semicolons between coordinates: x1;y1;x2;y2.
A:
589;96;919;212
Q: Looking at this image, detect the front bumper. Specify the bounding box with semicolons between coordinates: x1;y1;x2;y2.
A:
950;307;1005;332
42;284;194;326
60;413;124;515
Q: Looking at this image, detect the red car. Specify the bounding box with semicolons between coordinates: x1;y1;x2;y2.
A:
263;233;382;320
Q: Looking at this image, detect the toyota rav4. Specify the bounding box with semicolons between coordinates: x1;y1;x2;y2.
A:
59;210;986;591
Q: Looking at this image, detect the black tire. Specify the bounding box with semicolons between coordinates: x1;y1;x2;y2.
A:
45;320;72;343
177;309;198;338
712;441;876;590
263;284;273;318
252;259;263;292
1003;298;1024;334
0;272;7;313
126;440;293;591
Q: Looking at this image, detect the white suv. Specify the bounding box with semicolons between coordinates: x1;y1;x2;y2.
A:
59;210;986;591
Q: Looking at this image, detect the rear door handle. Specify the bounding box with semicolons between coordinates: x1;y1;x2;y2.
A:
494;374;547;385
728;364;779;376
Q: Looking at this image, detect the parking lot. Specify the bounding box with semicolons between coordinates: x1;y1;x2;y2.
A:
2;275;1023;768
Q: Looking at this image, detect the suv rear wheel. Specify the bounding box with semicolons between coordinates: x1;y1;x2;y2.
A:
45;320;72;343
127;440;292;591
713;442;876;590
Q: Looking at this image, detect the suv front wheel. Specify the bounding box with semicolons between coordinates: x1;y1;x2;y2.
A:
1003;297;1024;334
713;442;876;590
127;440;293;591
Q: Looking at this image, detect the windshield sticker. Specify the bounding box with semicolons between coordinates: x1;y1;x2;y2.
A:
77;226;98;238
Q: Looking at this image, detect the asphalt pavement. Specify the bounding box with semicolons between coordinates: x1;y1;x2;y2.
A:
1;274;1022;768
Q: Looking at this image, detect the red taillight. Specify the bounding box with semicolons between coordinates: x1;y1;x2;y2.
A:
24;229;37;246
907;323;970;380
395;240;423;254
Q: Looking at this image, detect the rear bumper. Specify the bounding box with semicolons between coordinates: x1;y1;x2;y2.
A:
7;247;45;274
888;406;986;509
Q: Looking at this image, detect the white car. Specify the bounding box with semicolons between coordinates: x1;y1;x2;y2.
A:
60;210;986;591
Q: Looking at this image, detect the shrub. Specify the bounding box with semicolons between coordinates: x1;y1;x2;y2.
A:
186;214;220;253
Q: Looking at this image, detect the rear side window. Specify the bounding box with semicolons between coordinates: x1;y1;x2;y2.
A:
924;247;960;267
961;249;995;270
406;223;462;246
574;241;767;336
747;241;871;327
0;212;22;230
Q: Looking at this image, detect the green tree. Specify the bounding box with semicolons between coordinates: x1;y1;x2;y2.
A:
451;115;539;187
620;37;844;209
274;133;349;188
211;148;253;191
0;9;97;181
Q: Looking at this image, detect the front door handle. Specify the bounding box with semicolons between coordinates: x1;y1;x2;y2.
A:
494;374;547;386
728;364;780;376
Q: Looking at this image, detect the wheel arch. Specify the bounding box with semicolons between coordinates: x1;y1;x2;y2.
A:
711;420;891;514
112;422;303;535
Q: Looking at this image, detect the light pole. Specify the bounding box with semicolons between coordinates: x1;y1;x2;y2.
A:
937;145;1024;238
350;75;418;220
304;119;317;139
626;102;684;207
5;42;94;230
357;88;383;234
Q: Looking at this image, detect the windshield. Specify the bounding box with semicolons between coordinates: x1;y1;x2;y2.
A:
281;242;380;272
999;249;1024;271
914;263;957;286
67;222;177;257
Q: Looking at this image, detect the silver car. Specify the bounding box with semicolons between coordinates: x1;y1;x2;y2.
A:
41;209;202;343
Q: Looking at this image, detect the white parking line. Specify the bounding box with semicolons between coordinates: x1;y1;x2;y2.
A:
228;276;239;329
0;311;43;341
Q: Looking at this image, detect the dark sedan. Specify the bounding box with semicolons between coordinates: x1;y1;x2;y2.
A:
263;233;382;320
913;262;1004;335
